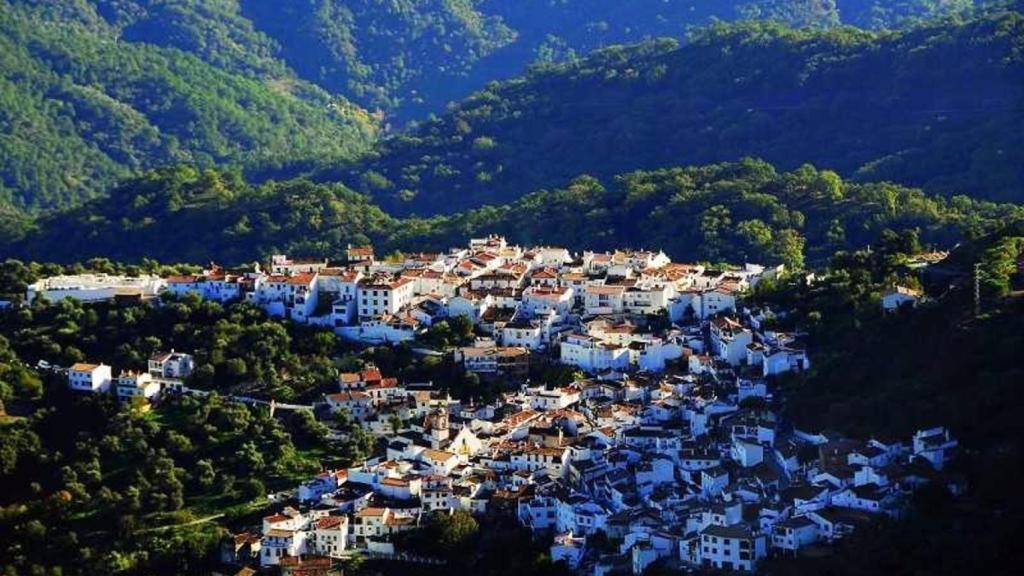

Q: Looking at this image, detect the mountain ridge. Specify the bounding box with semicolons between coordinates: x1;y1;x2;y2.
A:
0;0;379;212
7;159;1019;270
336;10;1024;215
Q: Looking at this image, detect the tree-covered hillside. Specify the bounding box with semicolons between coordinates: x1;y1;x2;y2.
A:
49;1;986;124
7;160;1019;269
239;0;827;119
239;0;517;118
0;0;378;212
751;218;1024;576
745;0;980;29
10;165;398;264
0;1;1007;212
837;0;978;28
240;0;988;118
338;9;1024;215
396;159;1021;267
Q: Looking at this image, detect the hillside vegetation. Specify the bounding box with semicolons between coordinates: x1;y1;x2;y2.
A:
339;10;1024;214
10;166;397;264
8;160;1020;269
0;0;378;211
752;218;1024;576
393;159;1021;267
240;0;987;117
0;1;1010;212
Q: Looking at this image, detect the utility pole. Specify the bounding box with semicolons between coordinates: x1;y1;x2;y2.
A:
974;262;981;318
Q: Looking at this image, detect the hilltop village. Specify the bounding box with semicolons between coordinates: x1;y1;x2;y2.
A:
28;236;958;574
28;235;807;374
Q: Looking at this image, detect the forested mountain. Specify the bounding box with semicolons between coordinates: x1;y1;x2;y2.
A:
10;165;398;265
837;0;977;28
69;0;791;121
238;0;986;118
8;160;1019;269
0;1;1008;213
750;218;1024;576
392;159;1021;267
339;9;1024;215
239;0;516;119
0;0;378;211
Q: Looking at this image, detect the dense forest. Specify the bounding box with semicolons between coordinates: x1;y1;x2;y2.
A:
9;166;397;264
752;218;1024;576
0;0;379;212
205;0;992;118
6;159;1020;269
0;1;1010;213
339;8;1024;215
396;159;1021;266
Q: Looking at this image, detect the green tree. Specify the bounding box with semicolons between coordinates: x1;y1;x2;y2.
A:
774;228;806;271
427;510;479;555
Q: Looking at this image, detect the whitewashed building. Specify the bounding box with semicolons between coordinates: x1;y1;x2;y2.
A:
68;363;112;393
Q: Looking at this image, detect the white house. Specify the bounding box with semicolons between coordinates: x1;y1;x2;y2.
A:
699;287;738;319
584;284;626;316
555;497;608;535
527;386;581;411
709;317;753;366
831;485;896;515
346;245;375;264
270;255;328;275
338;315;422;344
912;427;958;470
298;470;346;503
762;347;810;376
309;515;348;558
522;286;573;316
499;310;554;350
317;268;363;302
251;273;319;322
164;270;242;302
447;293;492;323
700;467;730;497
881;286;922;311
771;516;819;555
731;438;765;468
550;532;587;569
260;510;311;566
622;283;673;315
419;449;460;475
560;334;629;373
148;350;195;380
697;524;766;572
115;371;160;405
669;291;702;323
325;391;374;421
456;345;530;378
260;529;307;566
357;276;415;319
68;363;112;393
27;274;165;304
533;247;573;267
